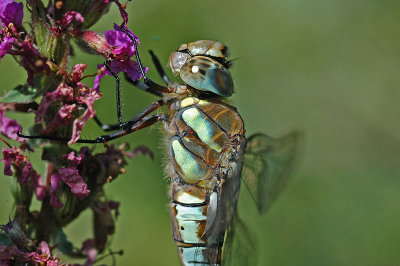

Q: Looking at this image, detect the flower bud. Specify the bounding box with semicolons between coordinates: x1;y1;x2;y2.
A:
75;30;113;57
81;0;111;29
1;218;33;252
28;0;49;55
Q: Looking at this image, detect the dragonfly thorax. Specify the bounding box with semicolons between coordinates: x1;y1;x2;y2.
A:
169;40;234;97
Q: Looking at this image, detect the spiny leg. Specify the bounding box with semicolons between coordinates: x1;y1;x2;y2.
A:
18;115;166;144
119;25;172;95
149;50;171;85
93;99;167;132
19;99;167;142
124;49;171;95
104;60;123;125
103;26;172;125
124;74;163;97
95;114;166;143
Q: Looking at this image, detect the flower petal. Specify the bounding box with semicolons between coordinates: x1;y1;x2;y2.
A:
0;36;14;60
105;24;139;58
69;90;101;144
1;147;21;176
82;239;97;266
107;59;146;82
71;64;87;83
0;106;25;142
61;11;84;26
63;151;84;165
0;1;23;28
58;167;90;200
35;83;74;123
40;104;76;134
50;173;64;208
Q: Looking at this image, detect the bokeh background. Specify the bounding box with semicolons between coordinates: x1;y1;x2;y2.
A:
1;0;400;265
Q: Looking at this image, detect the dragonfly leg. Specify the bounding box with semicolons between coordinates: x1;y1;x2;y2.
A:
93;99;167;132
119;25;172;95
17;114;166;144
104;60;123;125
149;50;171;85
92;114;166;143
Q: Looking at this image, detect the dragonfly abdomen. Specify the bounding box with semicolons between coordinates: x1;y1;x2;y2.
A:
166;96;245;265
171;183;222;265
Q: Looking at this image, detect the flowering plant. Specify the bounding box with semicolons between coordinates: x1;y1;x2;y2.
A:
0;0;151;264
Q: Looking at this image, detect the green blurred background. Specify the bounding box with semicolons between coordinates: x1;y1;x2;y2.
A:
1;0;400;265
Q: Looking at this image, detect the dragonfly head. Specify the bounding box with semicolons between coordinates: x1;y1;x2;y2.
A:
169;40;234;97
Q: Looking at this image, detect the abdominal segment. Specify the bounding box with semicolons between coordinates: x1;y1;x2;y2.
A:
167;98;245;265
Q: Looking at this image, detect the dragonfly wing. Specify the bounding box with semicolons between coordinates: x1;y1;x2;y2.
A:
221;214;257;266
242;130;303;214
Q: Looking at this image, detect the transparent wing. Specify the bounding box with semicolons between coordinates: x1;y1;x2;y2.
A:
221;214;257;266
242;130;303;214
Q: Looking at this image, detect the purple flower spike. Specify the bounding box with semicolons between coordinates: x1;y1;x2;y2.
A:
94;24;147;90
0;0;23;28
104;24;139;58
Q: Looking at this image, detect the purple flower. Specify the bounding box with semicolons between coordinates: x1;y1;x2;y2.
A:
104;24;139;58
76;30;113;56
30;241;51;263
112;0;129;28
0;36;14;60
19;41;51;86
71;64;87;83
25;162;46;201
0;105;26;142
1;147;46;200
61;11;84;26
82;239;97;266
94;24;147;91
64;151;84;165
2;147;24;176
0;0;23;28
40;104;76;135
50;166;90;208
35;64;102;144
59;167;90;199
50;174;63;208
35;84;74;123
94;59;146;91
69;88;101;144
0;238;61;265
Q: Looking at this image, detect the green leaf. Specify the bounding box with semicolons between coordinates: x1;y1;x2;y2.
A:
1;84;39;103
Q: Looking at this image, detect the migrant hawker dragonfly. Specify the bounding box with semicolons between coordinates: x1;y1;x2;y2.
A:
20;26;302;265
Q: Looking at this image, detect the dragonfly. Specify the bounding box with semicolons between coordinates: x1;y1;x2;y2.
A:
19;25;302;265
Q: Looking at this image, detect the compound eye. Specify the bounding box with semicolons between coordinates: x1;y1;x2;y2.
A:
169;52;189;74
180;56;233;97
